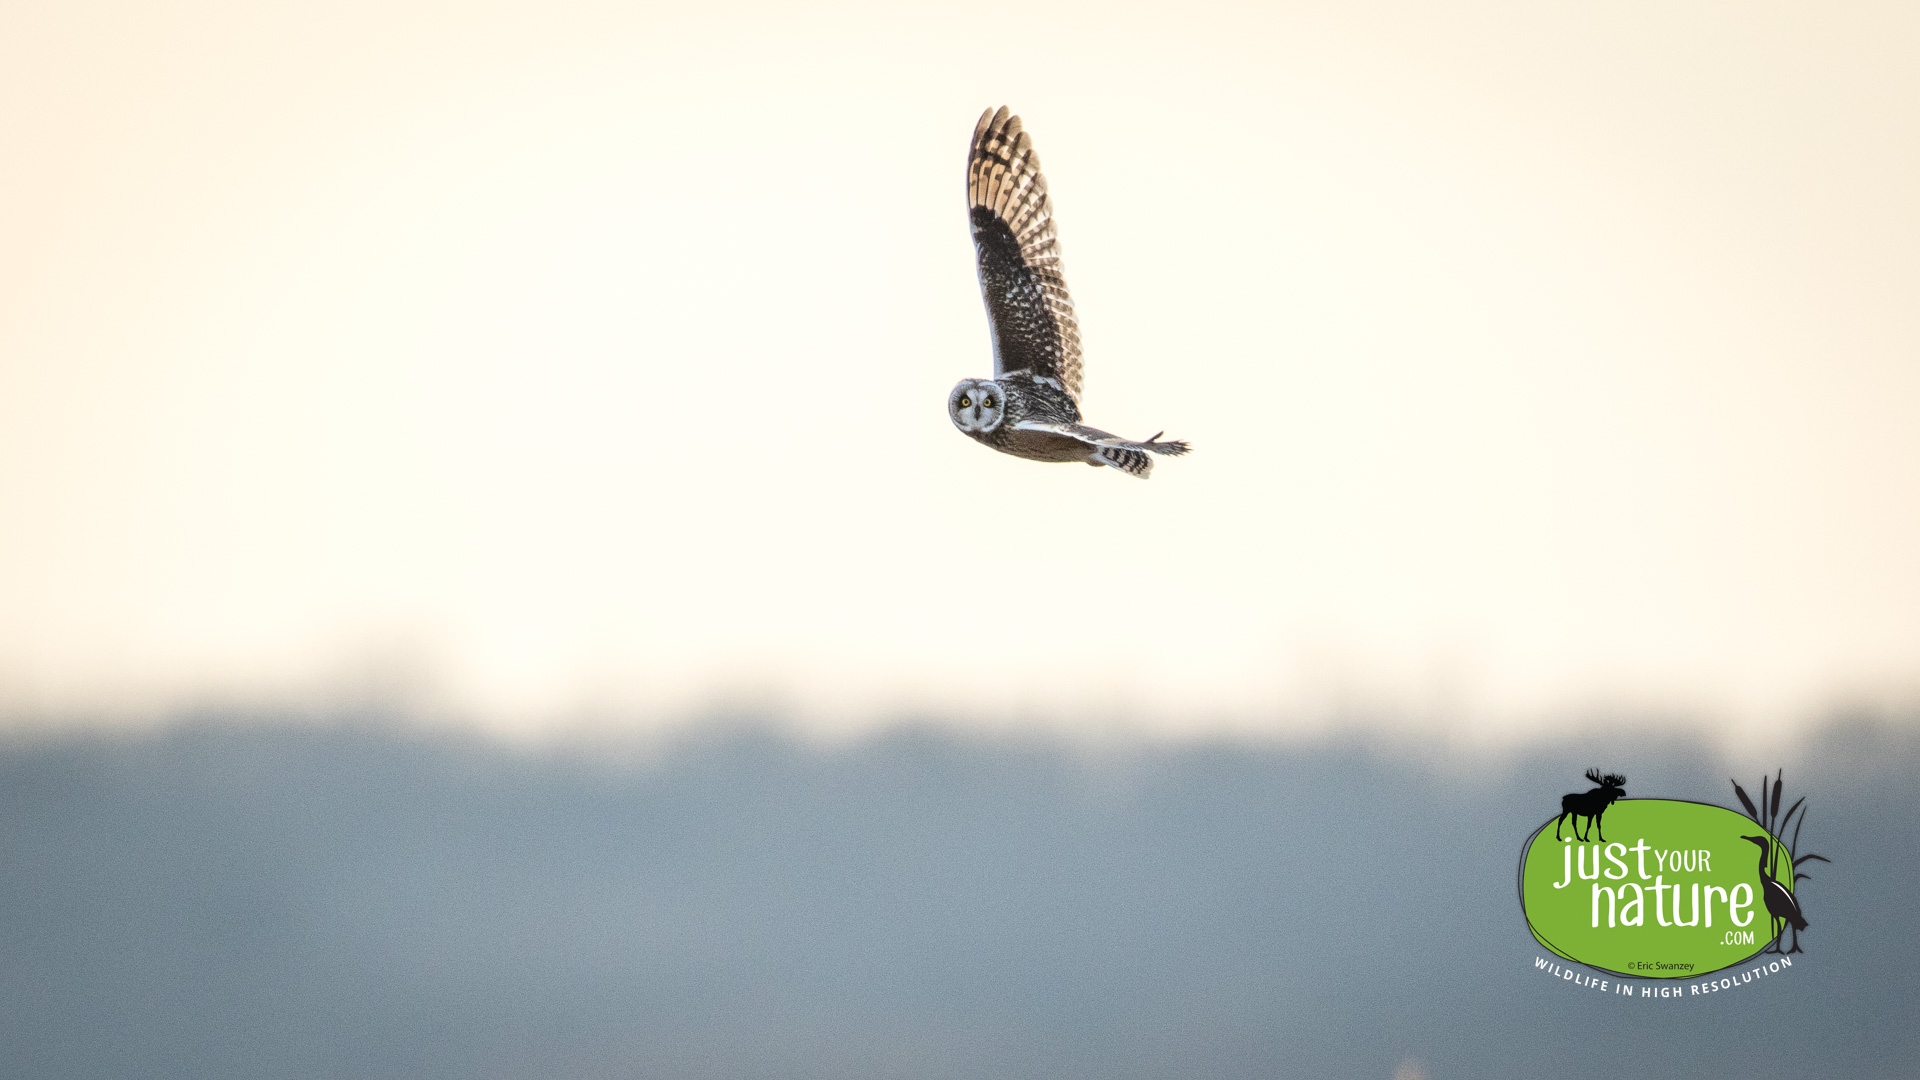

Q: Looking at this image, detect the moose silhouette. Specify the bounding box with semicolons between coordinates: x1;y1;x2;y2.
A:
1554;769;1626;843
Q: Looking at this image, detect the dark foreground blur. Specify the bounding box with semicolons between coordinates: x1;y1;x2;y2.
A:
2;714;1915;1080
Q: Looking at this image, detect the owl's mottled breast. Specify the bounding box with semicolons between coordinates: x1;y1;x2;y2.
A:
971;373;1086;461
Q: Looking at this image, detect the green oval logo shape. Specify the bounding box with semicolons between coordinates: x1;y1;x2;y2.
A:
1519;799;1793;978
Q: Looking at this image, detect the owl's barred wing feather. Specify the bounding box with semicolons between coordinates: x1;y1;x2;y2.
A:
968;107;1083;400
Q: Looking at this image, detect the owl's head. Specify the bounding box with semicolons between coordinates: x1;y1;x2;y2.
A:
948;378;1006;434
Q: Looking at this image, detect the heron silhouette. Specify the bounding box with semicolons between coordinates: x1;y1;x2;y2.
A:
1741;834;1808;953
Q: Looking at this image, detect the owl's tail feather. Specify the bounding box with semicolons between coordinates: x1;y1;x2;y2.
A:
1093;446;1153;478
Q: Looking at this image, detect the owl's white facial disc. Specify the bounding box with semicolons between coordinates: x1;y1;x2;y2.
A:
948;378;1005;434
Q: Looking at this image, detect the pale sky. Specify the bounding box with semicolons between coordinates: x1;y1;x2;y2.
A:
2;0;1917;741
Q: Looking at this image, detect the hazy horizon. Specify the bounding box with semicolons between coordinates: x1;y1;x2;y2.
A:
4;709;1914;1079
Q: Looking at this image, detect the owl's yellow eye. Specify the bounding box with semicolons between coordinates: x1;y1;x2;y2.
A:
983;397;995;409
959;396;972;408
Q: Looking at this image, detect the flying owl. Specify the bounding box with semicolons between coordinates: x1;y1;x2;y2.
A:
949;106;1190;478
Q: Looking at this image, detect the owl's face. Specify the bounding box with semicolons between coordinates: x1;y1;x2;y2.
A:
948;378;1006;434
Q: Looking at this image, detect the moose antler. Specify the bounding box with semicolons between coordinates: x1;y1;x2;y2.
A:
1584;767;1604;786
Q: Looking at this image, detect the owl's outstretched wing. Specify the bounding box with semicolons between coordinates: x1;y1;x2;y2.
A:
1012;420;1191;457
968;107;1083;400
1009;421;1164;478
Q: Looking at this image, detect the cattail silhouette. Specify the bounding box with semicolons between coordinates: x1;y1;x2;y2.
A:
1730;771;1830;954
